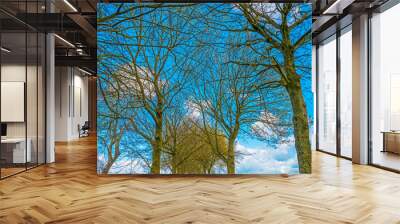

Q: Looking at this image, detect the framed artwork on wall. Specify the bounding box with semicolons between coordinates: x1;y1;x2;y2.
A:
97;2;313;175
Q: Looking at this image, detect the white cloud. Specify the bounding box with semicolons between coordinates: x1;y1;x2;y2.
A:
232;3;280;19
184;98;211;121
114;64;167;98
98;132;300;175
98;153;149;174
109;158;148;174
185;99;202;120
235;139;299;174
251;111;280;138
233;3;305;27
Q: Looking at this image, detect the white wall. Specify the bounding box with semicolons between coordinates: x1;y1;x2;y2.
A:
55;66;69;141
72;73;89;138
55;67;89;141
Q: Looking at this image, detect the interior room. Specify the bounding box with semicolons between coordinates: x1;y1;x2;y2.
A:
0;0;400;223
0;5;46;178
54;66;90;141
370;2;400;171
0;0;96;179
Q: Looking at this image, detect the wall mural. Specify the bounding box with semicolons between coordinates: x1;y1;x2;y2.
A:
97;3;312;175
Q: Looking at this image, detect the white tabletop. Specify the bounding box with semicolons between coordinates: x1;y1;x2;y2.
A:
1;138;27;143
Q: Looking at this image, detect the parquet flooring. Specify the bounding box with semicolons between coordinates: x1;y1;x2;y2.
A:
1;136;400;223
0;167;26;178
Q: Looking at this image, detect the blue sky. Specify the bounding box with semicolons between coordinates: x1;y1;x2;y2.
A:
97;3;312;174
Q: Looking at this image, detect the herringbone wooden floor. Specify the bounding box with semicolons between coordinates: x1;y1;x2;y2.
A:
1;136;400;224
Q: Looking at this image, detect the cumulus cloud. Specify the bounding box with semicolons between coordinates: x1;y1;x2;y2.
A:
235;139;299;174
98;153;149;174
109;158;148;174
232;3;305;27
251;111;280;138
185;99;202;120
99;132;300;175
114;64;167;98
184;98;211;121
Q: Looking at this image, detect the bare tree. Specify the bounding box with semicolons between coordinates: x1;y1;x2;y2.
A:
236;3;312;173
98;4;201;174
192;43;287;174
97;3;310;174
98;120;125;174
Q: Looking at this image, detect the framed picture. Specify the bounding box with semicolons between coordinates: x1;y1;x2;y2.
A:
97;2;312;175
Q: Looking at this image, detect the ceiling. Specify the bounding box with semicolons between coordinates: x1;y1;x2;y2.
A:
0;0;97;74
0;0;395;74
312;0;390;43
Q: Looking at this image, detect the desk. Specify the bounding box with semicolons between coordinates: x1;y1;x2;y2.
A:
382;131;400;154
1;138;31;163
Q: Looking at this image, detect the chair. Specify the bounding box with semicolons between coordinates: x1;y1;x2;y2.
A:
79;121;90;138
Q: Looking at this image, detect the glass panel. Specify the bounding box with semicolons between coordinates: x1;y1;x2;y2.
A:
318;35;337;154
1;30;27;177
312;45;317;151
27;31;38;169
371;4;400;171
0;0;46;178
26;0;41;169
38;32;45;165
340;28;352;158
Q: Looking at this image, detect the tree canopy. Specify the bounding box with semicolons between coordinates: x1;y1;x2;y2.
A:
97;3;312;174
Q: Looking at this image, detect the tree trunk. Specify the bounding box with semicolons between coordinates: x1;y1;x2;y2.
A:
102;158;116;174
226;119;240;174
171;158;178;174
102;132;122;174
151;126;162;174
151;143;161;174
227;137;236;174
151;113;163;174
285;78;312;173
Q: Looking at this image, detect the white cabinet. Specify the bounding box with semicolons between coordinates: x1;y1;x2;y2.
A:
1;138;31;163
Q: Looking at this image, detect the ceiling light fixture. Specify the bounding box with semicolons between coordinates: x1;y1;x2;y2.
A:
54;34;75;48
76;48;85;55
78;67;93;76
63;0;78;12
322;0;343;14
1;47;11;53
322;0;354;15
